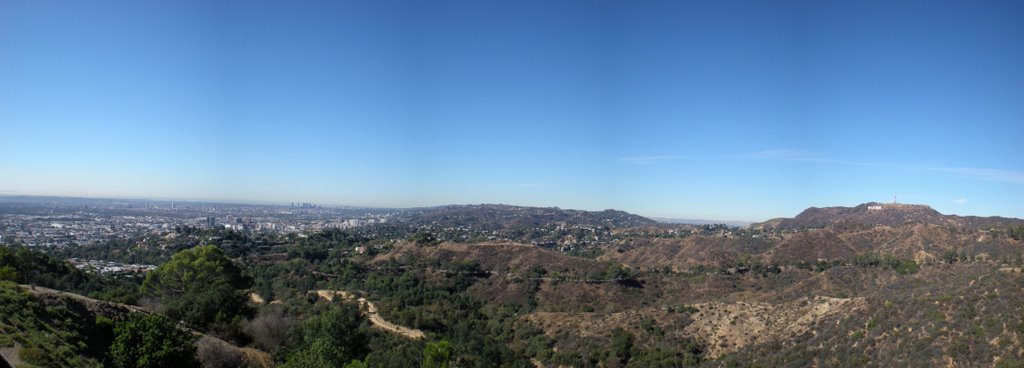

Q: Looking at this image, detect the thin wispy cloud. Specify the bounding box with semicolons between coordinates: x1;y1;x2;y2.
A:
953;198;967;204
925;167;1024;184
736;149;821;161
740;149;1024;185
735;149;867;166
617;155;691;165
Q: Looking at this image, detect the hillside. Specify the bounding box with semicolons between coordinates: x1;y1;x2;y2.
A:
375;241;613;277
0;283;270;368
758;202;1024;230
606;221;1023;270
5;202;1024;367
0;246;272;368
398;204;659;230
365;235;1024;367
600;236;775;271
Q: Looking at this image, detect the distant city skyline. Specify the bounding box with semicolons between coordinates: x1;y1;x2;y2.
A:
2;1;1023;221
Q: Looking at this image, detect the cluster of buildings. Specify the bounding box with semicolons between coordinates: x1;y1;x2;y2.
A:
66;258;157;277
0;198;397;248
0;213;169;247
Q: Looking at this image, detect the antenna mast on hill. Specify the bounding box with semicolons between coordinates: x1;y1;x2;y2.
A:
893;193;897;205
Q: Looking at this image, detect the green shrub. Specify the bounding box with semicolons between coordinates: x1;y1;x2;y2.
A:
894;260;919;275
110;313;197;368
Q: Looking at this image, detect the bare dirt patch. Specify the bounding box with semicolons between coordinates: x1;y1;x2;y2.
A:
526;295;866;359
685;296;866;357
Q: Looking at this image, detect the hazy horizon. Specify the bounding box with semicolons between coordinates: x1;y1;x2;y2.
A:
3;1;1023;221
2;192;1019;225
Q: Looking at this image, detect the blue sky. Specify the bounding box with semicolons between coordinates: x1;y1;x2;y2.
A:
2;0;1023;221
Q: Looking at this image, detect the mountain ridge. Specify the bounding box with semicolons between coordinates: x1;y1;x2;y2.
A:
753;202;1024;230
397;203;659;229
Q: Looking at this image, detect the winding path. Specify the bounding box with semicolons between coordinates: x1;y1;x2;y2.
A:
359;298;425;339
308;289;426;339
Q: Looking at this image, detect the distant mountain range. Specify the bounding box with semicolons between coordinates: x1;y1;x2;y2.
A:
602;202;1024;270
754;202;1024;230
389;202;1024;270
398;204;659;229
6;194;1022;235
400;202;1024;232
